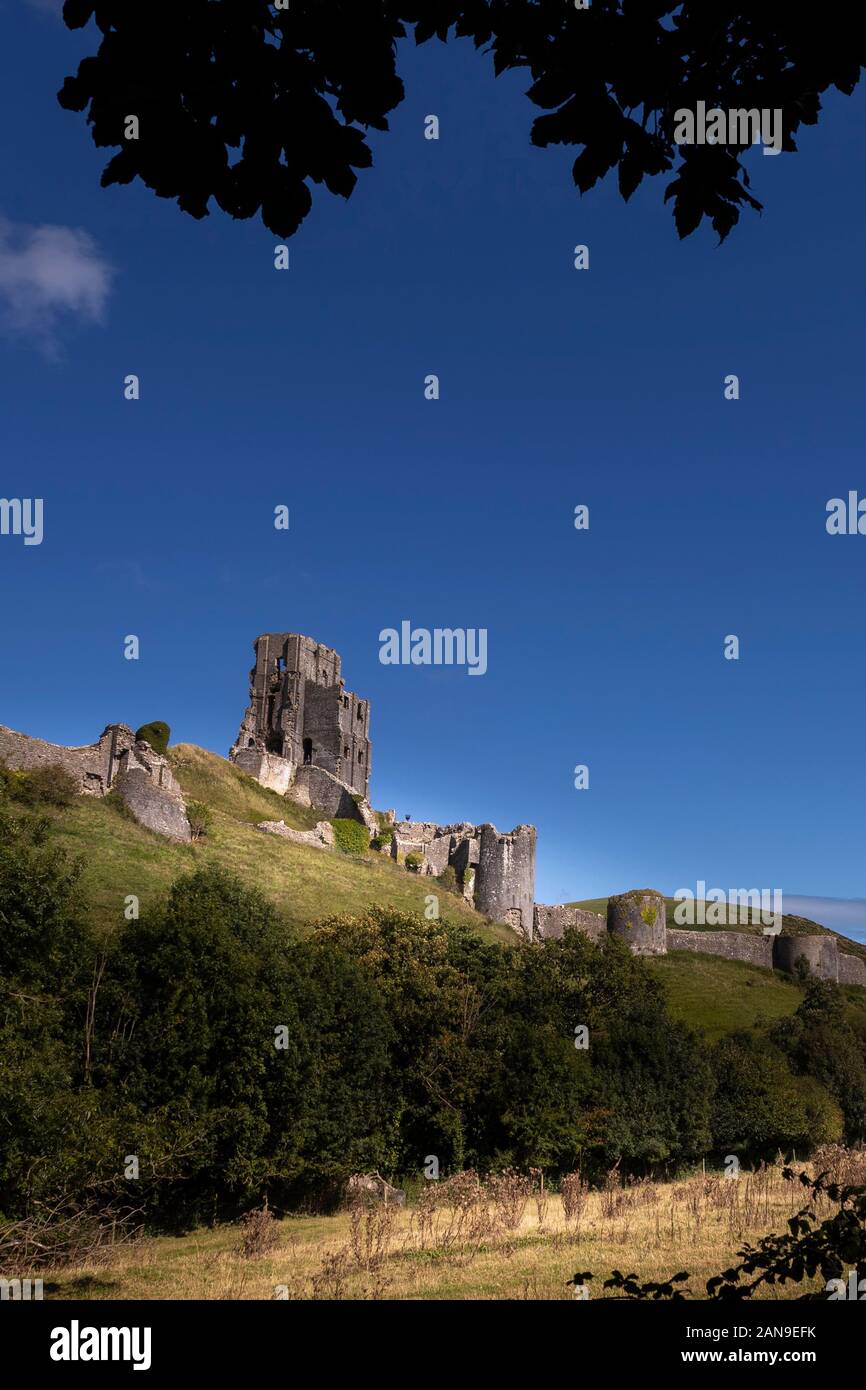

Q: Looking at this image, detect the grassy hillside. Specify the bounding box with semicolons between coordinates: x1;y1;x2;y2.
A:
647;952;806;1041
35;743;512;944
647;952;866;1042
16;743;866;1029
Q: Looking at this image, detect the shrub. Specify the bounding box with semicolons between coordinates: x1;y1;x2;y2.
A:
373;823;394;851
236;1204;280;1259
186;800;213;841
404;852;423;872
134;721;170;755
331;818;370;856
1;762;78;807
437;865;459;894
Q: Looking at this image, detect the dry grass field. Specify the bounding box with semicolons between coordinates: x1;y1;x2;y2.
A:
40;1149;866;1302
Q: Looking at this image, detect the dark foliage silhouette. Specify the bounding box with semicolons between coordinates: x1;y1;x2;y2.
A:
57;2;865;242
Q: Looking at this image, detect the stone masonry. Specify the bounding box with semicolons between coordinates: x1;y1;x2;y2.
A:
229;632;537;935
231;633;371;799
3;634;865;976
0;722;191;841
531;893;866;985
390;819;536;937
226;633;866;968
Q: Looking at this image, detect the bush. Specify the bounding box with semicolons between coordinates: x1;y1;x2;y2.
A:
1;762;78;807
404;852;423;872
372;822;394;851
236;1204;280;1259
437;864;459;894
186;800;213;841
134;721;170;755
331;818;370;856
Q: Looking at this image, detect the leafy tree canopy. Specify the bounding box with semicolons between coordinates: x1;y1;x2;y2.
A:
57;2;865;243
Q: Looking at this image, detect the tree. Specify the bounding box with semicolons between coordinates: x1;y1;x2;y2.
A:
771;981;866;1143
104;866;394;1226
710;1032;843;1158
0;797;115;1213
57;2;866;243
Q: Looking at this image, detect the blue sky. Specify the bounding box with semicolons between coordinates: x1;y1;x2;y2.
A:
2;5;865;940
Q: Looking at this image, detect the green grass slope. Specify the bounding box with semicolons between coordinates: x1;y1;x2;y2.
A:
647;953;806;1041
37;743;512;944
647;953;866;1042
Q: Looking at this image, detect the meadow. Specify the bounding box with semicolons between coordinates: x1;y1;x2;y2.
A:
40;1149;866;1302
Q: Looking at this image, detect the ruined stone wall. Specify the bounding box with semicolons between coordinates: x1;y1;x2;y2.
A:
390;821;474;873
387;820;534;932
533;905;606;943
0;722;133;795
232;748;295;796
0;723;170;796
115;767;191;842
115;738;182;799
340;690;371;796
664;927;864;982
0;722;190;841
839;953;866;987
290;764;377;832
302;683;344;778
666;929;775;969
301;683;370;795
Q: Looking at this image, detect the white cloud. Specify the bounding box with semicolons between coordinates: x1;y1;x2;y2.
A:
0;217;113;355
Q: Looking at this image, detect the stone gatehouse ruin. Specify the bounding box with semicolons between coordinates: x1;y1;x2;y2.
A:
388;820;537;938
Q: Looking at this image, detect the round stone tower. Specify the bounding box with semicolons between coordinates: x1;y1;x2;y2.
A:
474;823;536;938
607;889;667;956
773;934;839;982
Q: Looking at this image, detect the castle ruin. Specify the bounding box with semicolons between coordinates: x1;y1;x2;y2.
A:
532;890;866;986
231;633;372;802
1;630;861;985
388;819;536;937
231;632;536;935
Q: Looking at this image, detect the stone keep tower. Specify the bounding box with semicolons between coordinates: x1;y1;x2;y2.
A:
231;633;372;798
